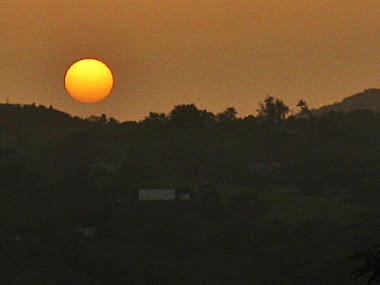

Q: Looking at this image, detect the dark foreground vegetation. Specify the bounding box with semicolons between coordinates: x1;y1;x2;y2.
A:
0;89;379;284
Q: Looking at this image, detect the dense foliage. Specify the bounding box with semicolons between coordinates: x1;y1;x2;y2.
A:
0;91;378;283
347;244;380;285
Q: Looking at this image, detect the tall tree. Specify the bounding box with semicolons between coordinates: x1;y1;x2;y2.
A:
199;109;215;127
216;107;237;122
169;104;204;130
142;112;167;126
257;96;289;123
297;99;311;117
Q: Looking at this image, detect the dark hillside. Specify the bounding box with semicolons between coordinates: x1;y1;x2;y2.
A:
313;88;380;114
0;103;88;149
0;98;378;284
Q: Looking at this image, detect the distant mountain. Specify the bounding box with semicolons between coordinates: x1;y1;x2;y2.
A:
313;89;380;114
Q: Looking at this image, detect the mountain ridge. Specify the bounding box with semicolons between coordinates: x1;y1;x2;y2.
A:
313;88;380;114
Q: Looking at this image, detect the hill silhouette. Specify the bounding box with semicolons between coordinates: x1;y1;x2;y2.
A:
313;88;380;114
0;98;378;190
0;103;86;146
0;97;379;284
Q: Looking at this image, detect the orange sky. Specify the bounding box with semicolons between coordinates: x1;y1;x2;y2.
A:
1;0;379;121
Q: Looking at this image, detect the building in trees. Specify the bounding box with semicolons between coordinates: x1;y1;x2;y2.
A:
139;189;176;200
247;162;281;181
138;188;191;201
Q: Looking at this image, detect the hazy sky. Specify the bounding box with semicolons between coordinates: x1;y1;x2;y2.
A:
1;0;379;121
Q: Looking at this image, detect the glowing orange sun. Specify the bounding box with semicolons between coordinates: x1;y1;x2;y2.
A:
64;59;114;103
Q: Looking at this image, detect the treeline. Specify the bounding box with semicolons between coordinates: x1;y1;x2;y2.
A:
0;95;378;195
0;95;378;283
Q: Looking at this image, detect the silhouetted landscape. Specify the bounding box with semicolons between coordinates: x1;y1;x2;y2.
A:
0;89;379;284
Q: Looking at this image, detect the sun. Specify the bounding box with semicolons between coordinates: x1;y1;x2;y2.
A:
64;59;114;103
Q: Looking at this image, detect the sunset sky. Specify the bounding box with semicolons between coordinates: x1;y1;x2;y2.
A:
1;0;379;121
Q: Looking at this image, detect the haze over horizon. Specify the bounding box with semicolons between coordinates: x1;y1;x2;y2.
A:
1;0;379;121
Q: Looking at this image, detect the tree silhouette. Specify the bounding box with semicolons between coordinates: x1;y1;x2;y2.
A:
199;109;215;127
257;96;289;123
143;112;167;126
216;107;237;122
169;104;204;130
297;100;311;117
107;117;119;125
347;244;380;285
87;114;107;124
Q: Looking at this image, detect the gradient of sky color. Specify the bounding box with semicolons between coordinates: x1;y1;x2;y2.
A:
1;0;379;121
